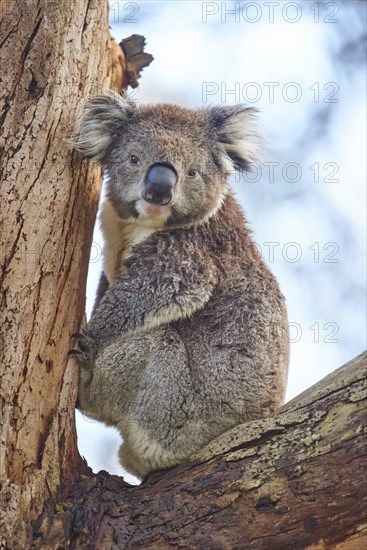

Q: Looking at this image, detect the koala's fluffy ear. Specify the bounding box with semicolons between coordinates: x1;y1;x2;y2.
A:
70;92;135;162
208;105;264;171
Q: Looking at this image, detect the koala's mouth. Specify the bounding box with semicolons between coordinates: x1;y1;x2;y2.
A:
136;198;172;220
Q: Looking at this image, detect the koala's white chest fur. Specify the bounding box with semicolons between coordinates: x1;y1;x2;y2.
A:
100;198;157;284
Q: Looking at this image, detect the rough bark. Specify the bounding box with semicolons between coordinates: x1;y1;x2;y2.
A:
0;1;153;547
0;0;108;544
34;351;367;549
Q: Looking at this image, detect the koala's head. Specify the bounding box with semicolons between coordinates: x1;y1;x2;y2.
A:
72;92;263;228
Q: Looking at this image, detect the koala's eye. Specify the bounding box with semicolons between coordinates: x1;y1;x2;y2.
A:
129;155;140;165
187;168;198;178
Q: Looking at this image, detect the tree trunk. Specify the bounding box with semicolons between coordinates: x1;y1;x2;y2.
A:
0;0;124;546
1;2;366;549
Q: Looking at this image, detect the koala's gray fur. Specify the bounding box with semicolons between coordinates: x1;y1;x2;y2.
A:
71;92;289;480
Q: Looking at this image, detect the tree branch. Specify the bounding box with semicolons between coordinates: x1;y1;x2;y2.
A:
34;351;367;549
120;34;154;89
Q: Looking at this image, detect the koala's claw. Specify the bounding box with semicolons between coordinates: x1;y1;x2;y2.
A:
71;331;93;353
71;328;93;340
68;331;96;370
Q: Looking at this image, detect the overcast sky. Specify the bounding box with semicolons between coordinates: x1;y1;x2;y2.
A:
76;0;367;484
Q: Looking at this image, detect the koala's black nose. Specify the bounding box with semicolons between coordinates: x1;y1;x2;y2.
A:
144;164;177;206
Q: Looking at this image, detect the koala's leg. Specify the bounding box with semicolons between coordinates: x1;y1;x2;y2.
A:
73;327;179;425
76;325;205;477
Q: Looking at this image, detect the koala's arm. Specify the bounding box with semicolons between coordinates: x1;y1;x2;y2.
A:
91;272;109;317
88;238;218;346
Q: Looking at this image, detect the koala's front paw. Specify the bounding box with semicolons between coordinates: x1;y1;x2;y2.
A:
68;330;97;371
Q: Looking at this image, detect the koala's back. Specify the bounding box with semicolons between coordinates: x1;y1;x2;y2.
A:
83;194;288;478
171;193;288;410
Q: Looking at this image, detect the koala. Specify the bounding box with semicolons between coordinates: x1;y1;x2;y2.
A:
70;92;289;480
